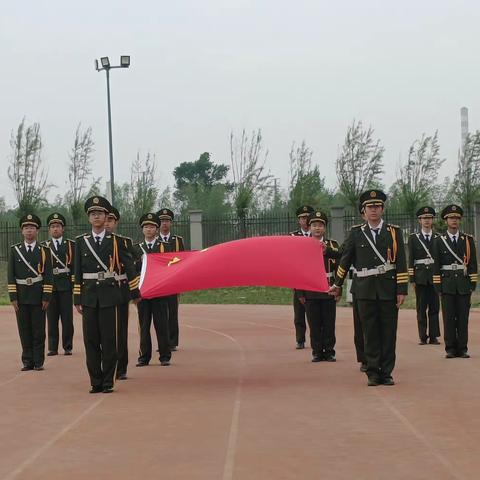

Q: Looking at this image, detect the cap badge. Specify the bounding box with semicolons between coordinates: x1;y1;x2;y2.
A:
452;205;457;211
424;208;428;213
303;206;308;212
148;214;152;219
27;214;32;220
370;191;377;198
93;197;99;204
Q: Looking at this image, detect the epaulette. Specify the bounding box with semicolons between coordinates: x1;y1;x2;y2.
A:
172;235;182;239
387;223;400;229
66;238;75;243
76;233;89;239
350;223;365;229
41;244;51;250
11;242;21;248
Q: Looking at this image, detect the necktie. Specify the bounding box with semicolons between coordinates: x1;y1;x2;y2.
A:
148;243;153;252
452;235;457;248
55;240;60;250
95;236;101;249
27;245;32;254
304;232;308;237
371;228;380;243
163;236;168;242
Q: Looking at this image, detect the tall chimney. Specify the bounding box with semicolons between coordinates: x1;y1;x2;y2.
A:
461;106;469;153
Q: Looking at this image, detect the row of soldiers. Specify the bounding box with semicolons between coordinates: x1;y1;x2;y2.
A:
7;196;184;393
290;190;478;386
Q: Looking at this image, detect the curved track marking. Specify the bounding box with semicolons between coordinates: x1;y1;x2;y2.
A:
374;390;465;480
184;323;246;480
2;397;105;480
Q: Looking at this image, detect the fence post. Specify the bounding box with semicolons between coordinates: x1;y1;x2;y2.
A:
474;202;480;259
189;210;203;250
330;206;346;244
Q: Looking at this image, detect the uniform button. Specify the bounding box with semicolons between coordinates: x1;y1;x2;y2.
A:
97;265;100;268
96;281;100;285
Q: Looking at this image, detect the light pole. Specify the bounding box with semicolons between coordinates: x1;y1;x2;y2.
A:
95;55;131;205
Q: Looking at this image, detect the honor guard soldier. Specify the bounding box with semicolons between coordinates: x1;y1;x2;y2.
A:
134;213;172;366
408;206;440;345
289;204;315;349
297;211;341;362
330;190;408;386
105;206;138;380
156;208;184;351
42;213;75;356
432;205;477;358
8;214;53;371
74;196;140;393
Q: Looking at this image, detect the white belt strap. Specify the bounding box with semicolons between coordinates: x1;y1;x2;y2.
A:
414;258;435;265
16;275;43;285
115;273;127;281
415;233;433;260
361;226;387;264
439;236;465;267
355;263;396;278
49;247;68;269
14;246;40;277
83;272;116;280
326;272;334;279
84;237;110;272
440;264;467;274
53;267;70;275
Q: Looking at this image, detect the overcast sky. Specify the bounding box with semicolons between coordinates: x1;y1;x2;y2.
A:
1;0;479;207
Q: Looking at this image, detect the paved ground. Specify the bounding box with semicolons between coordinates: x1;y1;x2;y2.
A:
1;304;480;480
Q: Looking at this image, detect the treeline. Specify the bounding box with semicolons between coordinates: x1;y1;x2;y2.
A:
1;118;480;225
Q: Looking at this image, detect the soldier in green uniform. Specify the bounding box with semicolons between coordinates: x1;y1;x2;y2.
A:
156;208;184;351
134;213;172;366
105;206;138;380
408;206;440;345
432;204;477;358
74;196;140;393
289;205;315;349
297;211;341;362
42;213;75;356
330;190;408;386
8;214;53;371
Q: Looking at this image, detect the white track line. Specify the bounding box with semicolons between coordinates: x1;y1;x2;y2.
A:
374;390;465;480
3;397;105;480
184;323;246;480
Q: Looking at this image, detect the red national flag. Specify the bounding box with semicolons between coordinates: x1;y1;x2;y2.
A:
139;236;329;299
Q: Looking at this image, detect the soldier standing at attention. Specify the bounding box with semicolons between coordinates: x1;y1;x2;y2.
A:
8;214;53;371
156;208;184;351
330;190;408;386
105;206;137;380
74;197;140;393
297;211;341;362
289;205;315;349
134;213;172;367
432;205;477;358
408;206;440;345
43;213;75;356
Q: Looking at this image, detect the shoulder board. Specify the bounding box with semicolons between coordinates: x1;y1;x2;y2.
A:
409;232;417;237
386;223;400;229
76;233;89;239
40;240;49;246
11;242;21;248
41;244;51;250
172;235;182;239
326;238;339;245
464;233;474;238
350;223;365;229
66;238;75;243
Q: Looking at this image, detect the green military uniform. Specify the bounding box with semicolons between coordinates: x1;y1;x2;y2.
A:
408;206;440;345
107;206;139;380
157;208;184;349
432;204;477;358
298;211;341;361
290;204;315;348
8;214;53;370
334;190;408;385
42;213;75;355
74;197;140;392
134;212;172;365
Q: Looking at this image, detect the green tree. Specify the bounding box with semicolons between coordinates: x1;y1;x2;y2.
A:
336;120;384;211
173;152;231;216
8;118;52;217
390;131;444;219
288;140;334;212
